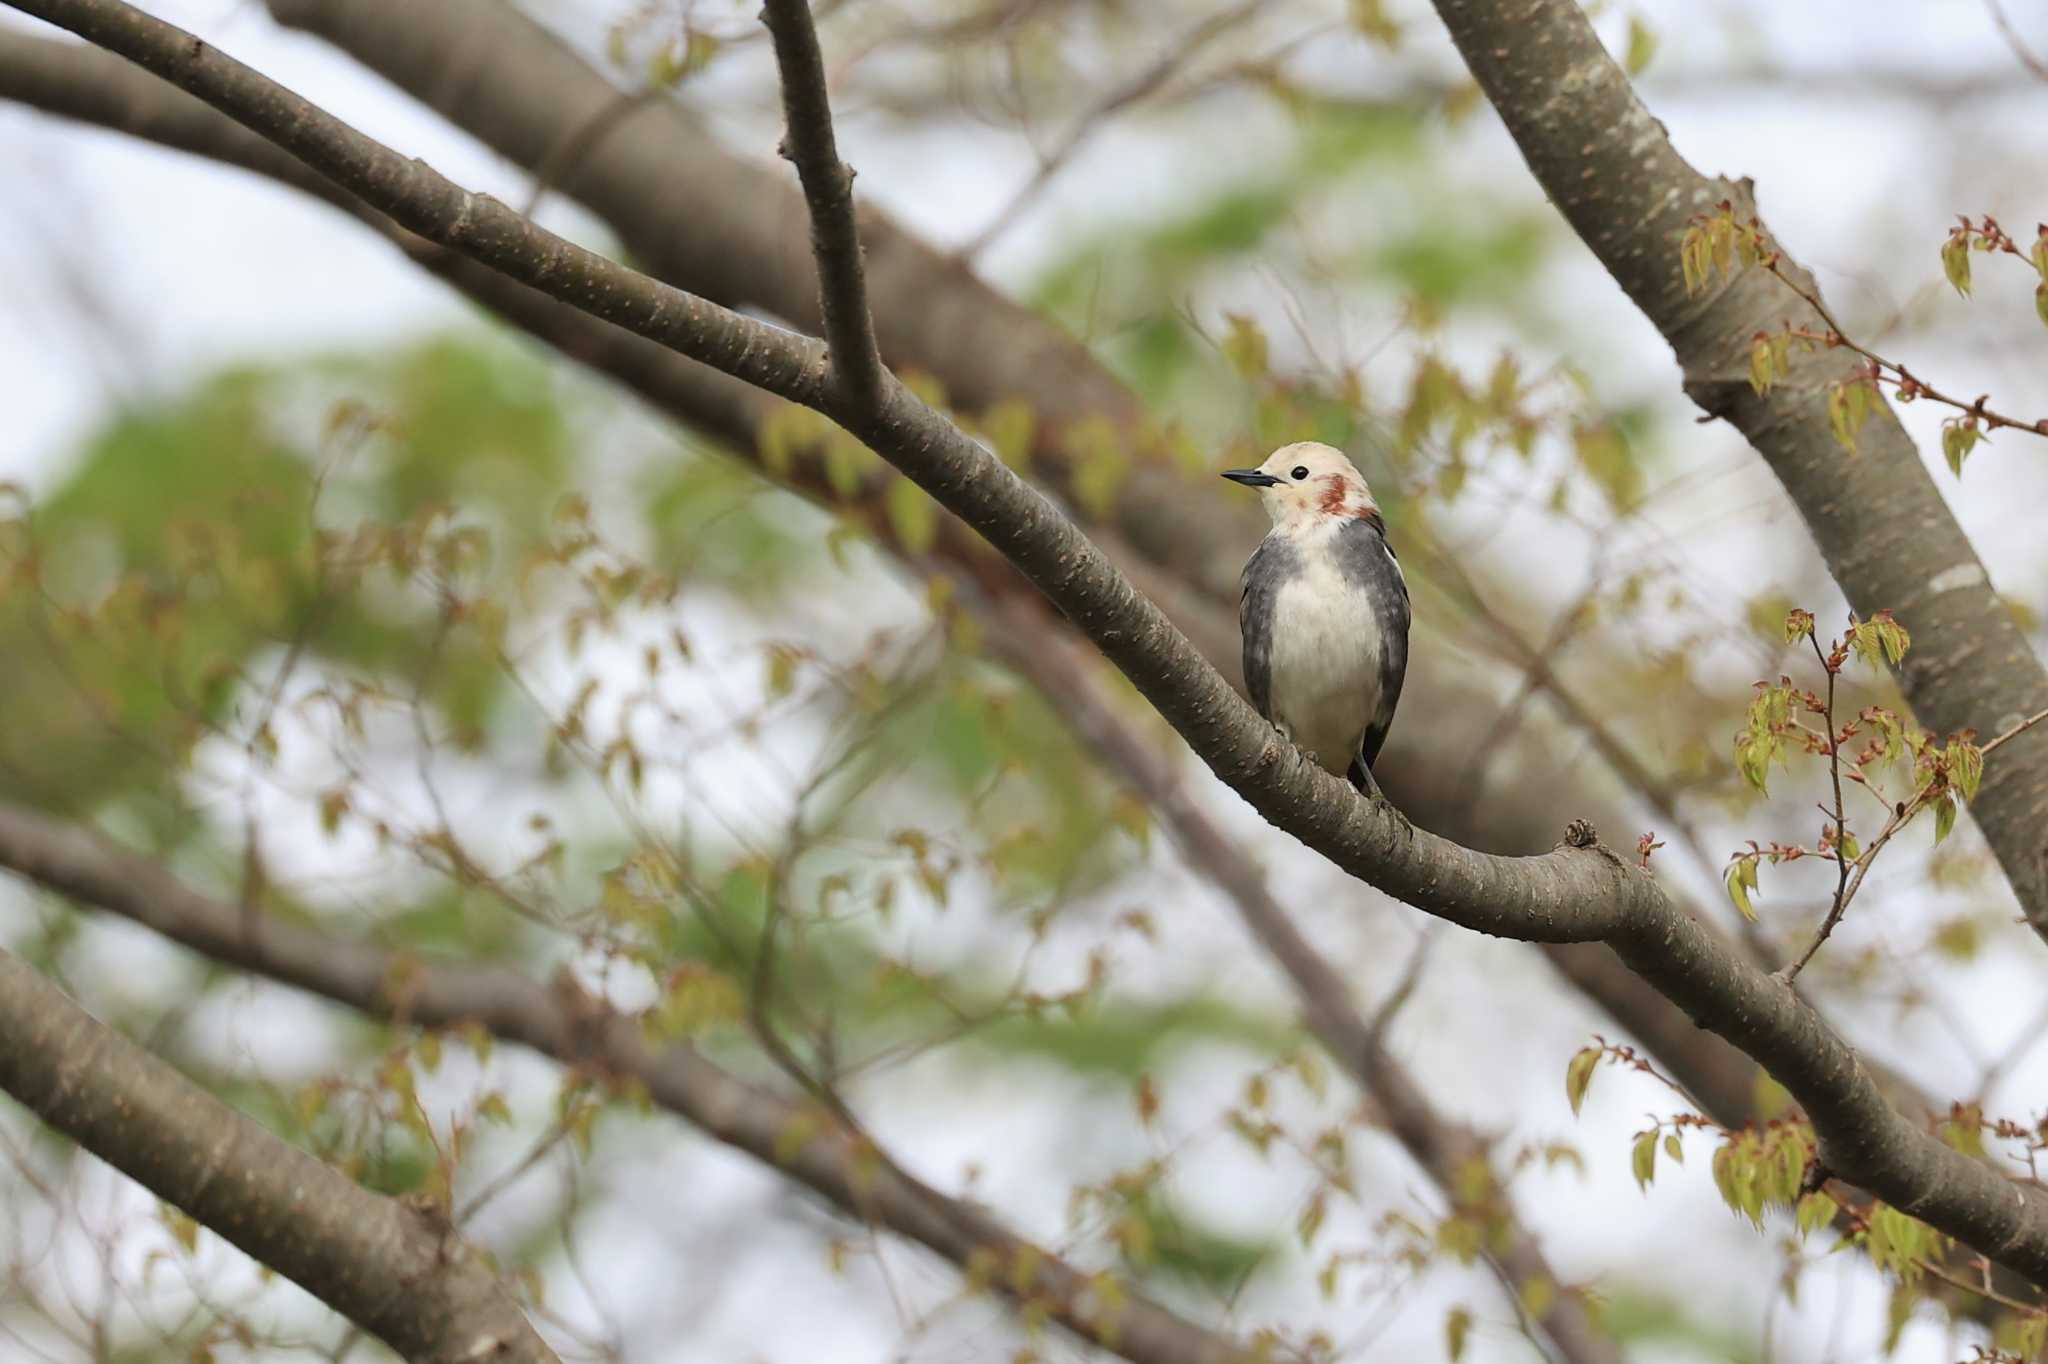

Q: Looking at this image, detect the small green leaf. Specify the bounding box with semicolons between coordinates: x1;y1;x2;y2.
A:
1873;612;1911;664
1948;739;1985;802
1445;1306;1472;1361
1795;1191;1837;1238
1725;858;1758;921
1631;1129;1658;1190
1940;419;1980;477
2036;281;2048;330
1826;384;1854;454
1848;613;1911;669
1624;13;1657;74
1748;334;1775;395
1679;226;1706;295
1297;1191;1327;1247
1933;792;1959;845
1564;1046;1601;1117
1664;1132;1684;1164
1941;232;1973;298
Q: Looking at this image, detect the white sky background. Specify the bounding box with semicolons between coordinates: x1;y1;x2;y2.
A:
3;1;2048;1362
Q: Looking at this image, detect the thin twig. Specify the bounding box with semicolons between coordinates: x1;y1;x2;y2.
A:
1782;689;2048;980
454;1119;575;1226
954;0;1262;263
1984;0;2048;81
1976;995;2048;1106
519;88;664;220
759;0;884;409
1983;706;2048;757
1762;259;2048;441
1782;633;1852;982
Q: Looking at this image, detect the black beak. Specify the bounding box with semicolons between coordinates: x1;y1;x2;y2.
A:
1221;468;1282;488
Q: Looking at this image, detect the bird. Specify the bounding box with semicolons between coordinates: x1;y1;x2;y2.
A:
1222;441;1410;798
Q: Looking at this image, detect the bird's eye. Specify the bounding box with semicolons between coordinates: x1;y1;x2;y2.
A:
1291;465;1309;481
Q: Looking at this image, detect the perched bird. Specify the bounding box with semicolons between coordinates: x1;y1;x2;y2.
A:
1222;442;1410;795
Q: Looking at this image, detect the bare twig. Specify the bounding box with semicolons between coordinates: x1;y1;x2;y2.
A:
954;0;1262;263
519;87;663;220
759;0;883;410
1977;995;2048;1106
1781;632;1853;982
1782;683;2047;979
1984;706;2048;757
1984;0;2048;81
1752;251;2048;442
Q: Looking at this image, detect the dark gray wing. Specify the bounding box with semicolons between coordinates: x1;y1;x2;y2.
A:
1340;514;1410;777
1238;535;1295;723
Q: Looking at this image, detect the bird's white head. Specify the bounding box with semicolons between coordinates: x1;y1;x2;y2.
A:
1220;441;1379;532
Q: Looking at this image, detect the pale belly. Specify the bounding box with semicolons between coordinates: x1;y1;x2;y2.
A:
1268;567;1382;775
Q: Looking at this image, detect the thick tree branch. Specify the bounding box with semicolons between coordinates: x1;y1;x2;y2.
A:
0;806;1253;1364
759;0;883;410
1427;0;2048;942
0;947;559;1364
14;0;2048;1288
982;596;1620;1364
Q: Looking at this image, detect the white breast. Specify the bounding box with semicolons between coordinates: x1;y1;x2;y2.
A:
1267;537;1382;775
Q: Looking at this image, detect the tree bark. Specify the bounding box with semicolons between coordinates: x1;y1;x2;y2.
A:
0;948;558;1364
1427;0;2048;939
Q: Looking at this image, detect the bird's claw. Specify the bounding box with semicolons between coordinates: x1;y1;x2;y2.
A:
1378;793;1415;839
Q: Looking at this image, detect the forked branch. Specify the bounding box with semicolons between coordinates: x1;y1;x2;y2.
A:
759;0;884;409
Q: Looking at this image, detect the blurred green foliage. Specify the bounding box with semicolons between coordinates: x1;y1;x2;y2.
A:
5;330;1295;1287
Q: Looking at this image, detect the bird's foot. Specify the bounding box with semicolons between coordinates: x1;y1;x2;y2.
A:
1348;761;1414;839
1377;792;1415;840
1269;720;1325;772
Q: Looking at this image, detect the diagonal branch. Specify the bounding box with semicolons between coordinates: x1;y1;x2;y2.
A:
980;595;1621;1364
0;806;1255;1364
0;947;559;1364
759;0;882;410
955;0;1263;263
14;0;2048;1290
